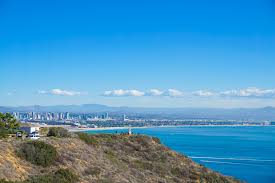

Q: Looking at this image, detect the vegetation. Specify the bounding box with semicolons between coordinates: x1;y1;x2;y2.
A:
77;132;99;146
83;167;101;176
0;113;20;130
39;127;49;136
152;136;161;144
27;168;78;183
132;160;153;170
0;133;241;183
0;113;20;138
0;169;78;183
47;127;70;138
0;129;9;139
18;141;57;167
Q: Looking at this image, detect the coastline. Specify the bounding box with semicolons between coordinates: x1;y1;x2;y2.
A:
66;124;273;132
67;126;148;132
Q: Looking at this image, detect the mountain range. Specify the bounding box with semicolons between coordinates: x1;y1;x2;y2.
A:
1;104;275;121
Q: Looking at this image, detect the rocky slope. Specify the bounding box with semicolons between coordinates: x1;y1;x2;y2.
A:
0;134;242;183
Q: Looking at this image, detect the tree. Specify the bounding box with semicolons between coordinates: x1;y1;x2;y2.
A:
0;112;20;130
0;113;5;128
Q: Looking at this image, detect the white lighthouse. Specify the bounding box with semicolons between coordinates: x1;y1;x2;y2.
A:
128;127;132;135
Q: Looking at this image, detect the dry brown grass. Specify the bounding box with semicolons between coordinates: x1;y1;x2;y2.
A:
0;134;242;183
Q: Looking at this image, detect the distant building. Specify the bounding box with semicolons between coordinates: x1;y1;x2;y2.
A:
122;114;127;121
20;126;40;135
53;113;59;120
46;113;52;121
12;112;19;119
262;121;271;126
20;126;40;140
101;112;109;119
37;113;41;120
31;112;36;120
65;112;70;120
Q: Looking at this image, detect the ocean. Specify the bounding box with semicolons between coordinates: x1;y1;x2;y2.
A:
86;126;275;183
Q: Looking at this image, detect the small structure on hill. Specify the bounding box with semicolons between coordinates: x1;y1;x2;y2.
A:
20;126;40;140
128;127;132;135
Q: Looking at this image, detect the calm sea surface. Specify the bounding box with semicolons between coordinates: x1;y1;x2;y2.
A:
86;126;275;183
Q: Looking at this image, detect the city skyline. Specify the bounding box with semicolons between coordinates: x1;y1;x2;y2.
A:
1;0;275;107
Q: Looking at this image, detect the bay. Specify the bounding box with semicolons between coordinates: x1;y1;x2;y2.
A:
86;126;275;183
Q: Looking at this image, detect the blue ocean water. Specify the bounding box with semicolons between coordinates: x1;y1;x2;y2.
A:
86;126;275;183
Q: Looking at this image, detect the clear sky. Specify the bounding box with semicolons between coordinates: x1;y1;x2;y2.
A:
0;0;275;108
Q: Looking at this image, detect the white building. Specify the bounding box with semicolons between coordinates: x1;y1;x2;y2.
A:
20;127;40;140
20;126;40;134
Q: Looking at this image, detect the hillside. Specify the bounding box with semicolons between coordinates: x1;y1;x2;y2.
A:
0;134;242;183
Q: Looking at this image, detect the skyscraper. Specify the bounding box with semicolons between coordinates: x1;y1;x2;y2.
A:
65;112;70;120
101;112;109;119
31;112;36;120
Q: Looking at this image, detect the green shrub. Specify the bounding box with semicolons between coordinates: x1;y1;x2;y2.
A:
171;167;189;177
132;160;153;170
50;168;78;183
130;135;151;148
97;178;113;183
39;127;49;136
0;129;9;139
104;149;116;160
152;137;161;144
18;141;57;167
47;127;70;138
200;172;233;183
77;133;99;146
84;167;101;176
0;179;20;183
0;169;78;183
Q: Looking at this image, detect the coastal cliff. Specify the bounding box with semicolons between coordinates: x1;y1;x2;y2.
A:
0;133;241;183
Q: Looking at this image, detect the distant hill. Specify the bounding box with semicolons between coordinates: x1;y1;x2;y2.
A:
1;104;275;121
0;104;112;113
0;134;241;183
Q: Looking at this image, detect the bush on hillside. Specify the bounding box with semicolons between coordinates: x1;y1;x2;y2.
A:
84;166;101;176
0;179;17;183
152;137;161;144
0;129;9;139
18;141;57;167
28;168;78;183
39;127;49;136
77;133;99;146
132;160;153;170
130;135;151;148
0;169;78;183
47;127;70;138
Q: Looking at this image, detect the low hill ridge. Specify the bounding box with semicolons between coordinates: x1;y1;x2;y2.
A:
0;134;242;183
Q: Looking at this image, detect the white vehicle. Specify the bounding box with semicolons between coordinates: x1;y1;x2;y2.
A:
28;132;40;140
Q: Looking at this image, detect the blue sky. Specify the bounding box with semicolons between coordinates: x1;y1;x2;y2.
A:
0;0;275;107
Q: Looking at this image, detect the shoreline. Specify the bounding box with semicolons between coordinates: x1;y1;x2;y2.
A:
68;126;148;132
66;124;273;132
